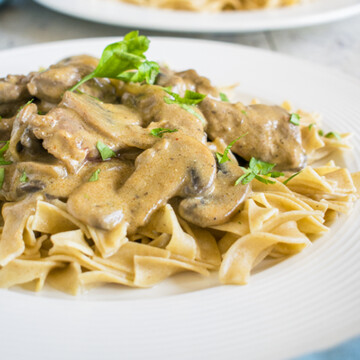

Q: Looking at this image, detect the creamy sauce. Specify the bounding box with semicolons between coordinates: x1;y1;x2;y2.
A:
0;55;307;235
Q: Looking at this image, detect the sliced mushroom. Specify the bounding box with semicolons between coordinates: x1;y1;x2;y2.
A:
179;160;250;227
0;74;32;117
67;133;216;234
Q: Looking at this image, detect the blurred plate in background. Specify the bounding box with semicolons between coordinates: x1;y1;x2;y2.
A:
33;0;360;33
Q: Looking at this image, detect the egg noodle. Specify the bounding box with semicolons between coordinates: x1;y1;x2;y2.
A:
0;32;358;295
0;108;358;295
118;0;301;11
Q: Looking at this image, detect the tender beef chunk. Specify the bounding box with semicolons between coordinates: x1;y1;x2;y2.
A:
27;55;119;105
200;98;306;171
121;83;206;143
0;158;130;203
156;68;219;97
0;75;32;117
9;92;154;172
0;116;16;141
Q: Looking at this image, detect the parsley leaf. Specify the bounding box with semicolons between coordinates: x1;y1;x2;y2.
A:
289;113;300;126
241;110;248;116
215;133;248;164
17;99;34;113
0;168;4;190
325;131;341;141
219;92;229;102
163;89;206;105
318;129;324;136
70;31;159;92
283;171;302;185
235;157;284;186
96;141;116;160
20;171;29;183
89;169;101;182
150;128;178;138
308;123;316;130
0;141;12;165
163;89;206;125
117;60;159;85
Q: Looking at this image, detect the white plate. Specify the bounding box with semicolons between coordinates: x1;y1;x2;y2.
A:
33;0;360;33
0;37;360;360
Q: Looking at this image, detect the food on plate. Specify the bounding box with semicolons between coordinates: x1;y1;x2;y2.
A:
117;0;302;12
0;31;358;295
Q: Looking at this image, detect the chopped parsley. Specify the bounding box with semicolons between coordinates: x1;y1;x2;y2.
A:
325;131;341;141
219;92;229;102
308;123;316;130
70;31;160;92
235;158;284;186
89;169;101;182
283;171;301;185
241;110;248;116
163;88;206;125
150;128;178;138
318;129;324;136
0;168;4;190
20;171;29;183
96;141;116;160
0;141;12;165
17;99;34;114
215;133;248;164
289;113;300;126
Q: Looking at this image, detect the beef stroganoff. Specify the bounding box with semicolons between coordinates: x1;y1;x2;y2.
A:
0;32;358;295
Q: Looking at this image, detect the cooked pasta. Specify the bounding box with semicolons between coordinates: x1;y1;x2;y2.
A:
117;0;302;12
0;33;358;295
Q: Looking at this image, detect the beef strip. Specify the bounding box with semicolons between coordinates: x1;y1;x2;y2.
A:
121;83;206;143
156;68;219;98
200;97;306;171
0;159;130;203
0;75;32;117
9;92;156;172
0;116;16;141
27;55;119;105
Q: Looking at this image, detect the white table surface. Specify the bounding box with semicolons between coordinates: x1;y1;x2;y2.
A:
1;0;360;80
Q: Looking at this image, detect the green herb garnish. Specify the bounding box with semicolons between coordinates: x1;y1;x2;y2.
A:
235;158;284;186
0;141;12;165
163;89;206;125
283;171;302;185
0;168;4;190
96;141;116;160
308;123;316;130
70;31;159;92
89;169;101;182
215;133;248;164
219;92;229;102
17;99;34;114
325;131;341;141
150;128;178;138
20;171;29;183
289;113;300;126
318;129;324;136
241;110;248;116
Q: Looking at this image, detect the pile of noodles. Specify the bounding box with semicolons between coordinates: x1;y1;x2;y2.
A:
0;103;359;295
118;0;302;12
